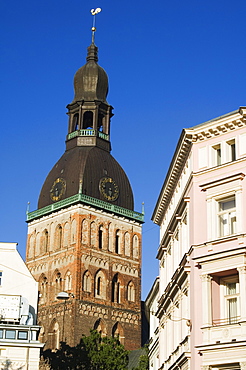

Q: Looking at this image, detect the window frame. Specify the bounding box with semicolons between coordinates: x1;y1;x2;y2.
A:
217;196;236;237
226;138;236;162
220;275;240;325
212;143;221;166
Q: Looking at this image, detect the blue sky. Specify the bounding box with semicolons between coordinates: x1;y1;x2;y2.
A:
1;0;246;299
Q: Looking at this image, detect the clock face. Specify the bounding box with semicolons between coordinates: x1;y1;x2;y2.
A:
50;178;66;202
99;177;119;201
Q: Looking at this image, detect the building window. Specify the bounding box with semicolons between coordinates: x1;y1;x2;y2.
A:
212;144;221;166
0;271;2;286
65;271;72;291
83;271;91;292
39;275;48;304
0;329;3;339
44;230;49;252
127;281;135;302
17;331;28;340
227;139;236;162
94;318;107;336
112;322;125;345
54;272;62;299
94;271;106;299
218;196;236;237
83;111;93;129
99;226;103;250
5;330;16;339
115;230;120;254
97;277;101;296
55;225;63;249
112;274;120;303
49;321;59;350
222;276;239;324
73;113;79;131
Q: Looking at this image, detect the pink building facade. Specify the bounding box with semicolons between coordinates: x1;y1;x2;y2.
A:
151;107;246;370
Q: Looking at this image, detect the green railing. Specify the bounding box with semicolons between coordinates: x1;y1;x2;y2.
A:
67;129;109;141
26;193;144;223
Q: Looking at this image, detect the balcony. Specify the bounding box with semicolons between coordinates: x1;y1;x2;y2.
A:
67;129;109;141
202;319;246;344
212;316;240;326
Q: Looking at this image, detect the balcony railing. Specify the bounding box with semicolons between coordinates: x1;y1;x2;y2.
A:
67;129;109;141
26;193;144;223
212;316;240;326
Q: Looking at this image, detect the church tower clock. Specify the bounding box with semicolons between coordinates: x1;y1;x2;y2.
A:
25;27;143;351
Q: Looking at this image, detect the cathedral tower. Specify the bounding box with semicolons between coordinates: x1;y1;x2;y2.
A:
25;32;143;351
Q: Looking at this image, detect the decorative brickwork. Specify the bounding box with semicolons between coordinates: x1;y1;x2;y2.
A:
26;205;142;350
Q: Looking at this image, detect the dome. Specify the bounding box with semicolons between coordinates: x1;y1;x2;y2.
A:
72;43;108;103
38;146;134;211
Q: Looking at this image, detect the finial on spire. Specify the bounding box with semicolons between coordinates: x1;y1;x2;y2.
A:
90;8;102;44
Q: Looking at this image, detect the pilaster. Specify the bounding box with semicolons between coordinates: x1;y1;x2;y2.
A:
238;266;246;321
200;274;212;327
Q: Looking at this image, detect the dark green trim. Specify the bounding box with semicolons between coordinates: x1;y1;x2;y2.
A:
26;193;144;223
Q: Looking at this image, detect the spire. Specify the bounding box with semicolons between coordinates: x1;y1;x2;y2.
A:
65;7;113;153
90;8;102;44
86;43;98;62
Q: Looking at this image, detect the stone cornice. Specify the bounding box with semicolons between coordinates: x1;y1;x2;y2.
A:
188;106;246;143
152;131;192;225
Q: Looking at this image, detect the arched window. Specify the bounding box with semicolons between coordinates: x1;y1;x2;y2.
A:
108;223;113;252
112;274;120;303
64;271;72;291
44;229;49;252
94;270;106;299
83;271;91;292
127;281;135;302
36;232;41;256
91;222;96;247
83;111;93;129
124;232;130;256
99;225;103;250
64;222;70;247
41;229;48;254
97;113;104;131
54;272;62;299
133;235;139;259
71;219;77;244
82;219;89;245
50;222;55;248
73;113;79;131
112;322;124;345
94;318;107;336
56;225;63;250
39;275;48;304
97;277;101;296
48;320;59;350
115;230;120;254
28;233;35;259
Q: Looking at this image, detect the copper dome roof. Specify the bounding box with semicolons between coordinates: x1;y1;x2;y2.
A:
72;43;108;103
38;146;134;210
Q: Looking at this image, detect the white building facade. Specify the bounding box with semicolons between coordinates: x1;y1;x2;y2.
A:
0;242;43;369
146;277;160;369
151;107;246;369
